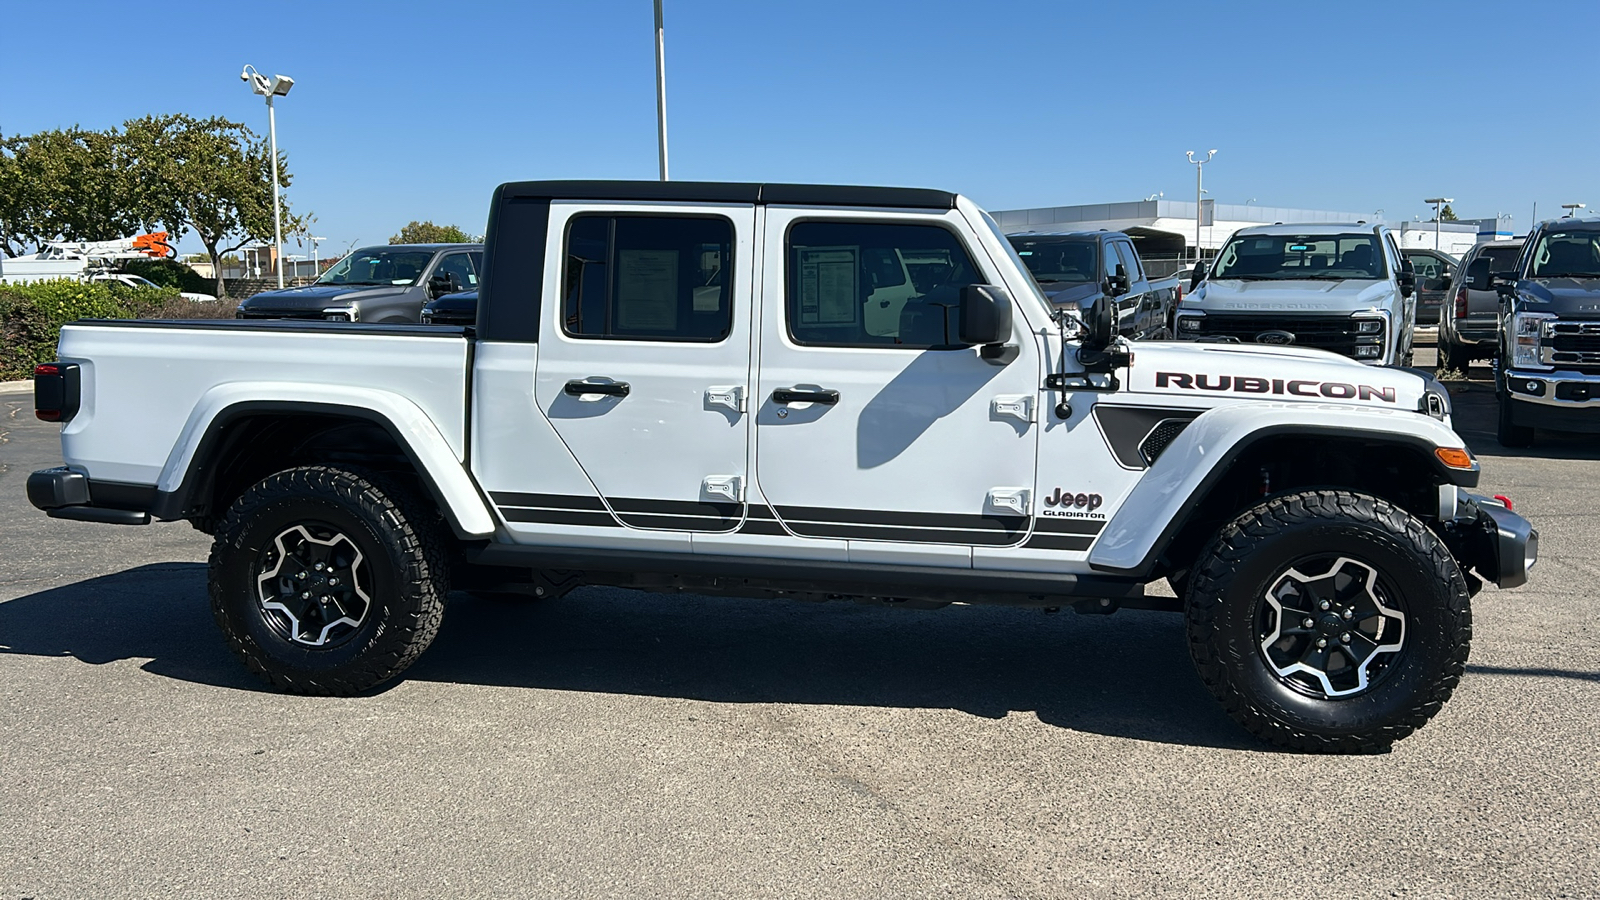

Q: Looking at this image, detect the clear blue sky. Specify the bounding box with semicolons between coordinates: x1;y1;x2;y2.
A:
2;0;1596;258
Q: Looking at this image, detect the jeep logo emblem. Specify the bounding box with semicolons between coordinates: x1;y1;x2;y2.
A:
1255;330;1295;345
1044;488;1102;511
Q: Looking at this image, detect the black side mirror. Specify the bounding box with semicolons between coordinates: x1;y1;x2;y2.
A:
1397;262;1416;298
1437;273;1453;292
1084;294;1117;351
1106;263;1131;297
959;283;1013;348
428;272;461;299
1492;272;1517;297
1189;261;1207;292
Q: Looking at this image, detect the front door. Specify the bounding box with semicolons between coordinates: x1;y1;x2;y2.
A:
532;203;756;531
752;208;1041;567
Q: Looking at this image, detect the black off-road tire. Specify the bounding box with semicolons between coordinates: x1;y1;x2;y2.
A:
1185;490;1472;753
209;466;449;695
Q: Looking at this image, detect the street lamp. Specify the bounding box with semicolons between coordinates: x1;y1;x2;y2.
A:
653;0;669;181
241;64;294;288
1186;150;1217;261
1424;197;1453;253
1561;203;1586;218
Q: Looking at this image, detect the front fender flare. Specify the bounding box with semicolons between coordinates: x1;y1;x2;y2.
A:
1087;403;1475;577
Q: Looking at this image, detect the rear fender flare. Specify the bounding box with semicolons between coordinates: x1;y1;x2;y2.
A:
155;383;495;537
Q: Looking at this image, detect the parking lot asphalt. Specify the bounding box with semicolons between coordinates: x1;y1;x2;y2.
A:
2;347;1596;900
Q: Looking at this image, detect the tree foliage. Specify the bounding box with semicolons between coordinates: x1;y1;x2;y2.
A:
1439;204;1458;221
0;116;307;298
390;221;473;244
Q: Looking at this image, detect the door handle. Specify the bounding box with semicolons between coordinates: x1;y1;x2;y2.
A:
565;379;630;397
772;387;840;405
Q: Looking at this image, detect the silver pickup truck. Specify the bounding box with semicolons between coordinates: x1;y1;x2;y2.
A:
236;243;482;323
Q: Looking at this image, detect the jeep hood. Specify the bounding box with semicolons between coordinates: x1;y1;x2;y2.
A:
1516;278;1600;316
237;284;411;310
1123;341;1431;411
1189;278;1395;313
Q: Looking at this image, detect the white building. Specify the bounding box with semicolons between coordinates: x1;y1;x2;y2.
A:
990;199;1486;265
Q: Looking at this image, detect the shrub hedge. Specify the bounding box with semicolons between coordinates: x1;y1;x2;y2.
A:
0;279;234;380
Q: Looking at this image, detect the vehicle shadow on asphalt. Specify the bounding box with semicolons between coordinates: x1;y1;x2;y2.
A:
0;563;1268;751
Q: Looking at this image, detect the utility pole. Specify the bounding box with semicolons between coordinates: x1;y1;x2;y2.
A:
1186;150;1216;261
653;0;669;181
1424;197;1452;253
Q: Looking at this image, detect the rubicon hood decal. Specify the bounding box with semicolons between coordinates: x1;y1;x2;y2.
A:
1155;371;1396;402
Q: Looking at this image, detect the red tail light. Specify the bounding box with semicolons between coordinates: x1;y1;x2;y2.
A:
1454;287;1469;319
1175;284;1184;304
34;362;80;423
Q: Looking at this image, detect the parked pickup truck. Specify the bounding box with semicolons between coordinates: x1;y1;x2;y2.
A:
1488;218;1600;447
1438;240;1523;372
1008;231;1179;340
28;180;1534;753
1177;223;1419;366
236;243;482;323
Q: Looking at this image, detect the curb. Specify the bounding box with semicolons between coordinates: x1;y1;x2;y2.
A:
0;380;33;395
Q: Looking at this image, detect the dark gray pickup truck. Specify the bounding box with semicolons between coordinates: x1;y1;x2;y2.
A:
1490;218;1600;446
1008;231;1180;340
238;243;482;323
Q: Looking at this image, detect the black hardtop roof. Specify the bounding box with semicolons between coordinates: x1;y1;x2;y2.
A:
495;180;959;210
1008;231;1113;241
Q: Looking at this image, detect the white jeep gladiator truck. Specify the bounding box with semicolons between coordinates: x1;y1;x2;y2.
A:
27;180;1535;753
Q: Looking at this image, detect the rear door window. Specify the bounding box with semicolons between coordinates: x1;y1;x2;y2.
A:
561;215;734;342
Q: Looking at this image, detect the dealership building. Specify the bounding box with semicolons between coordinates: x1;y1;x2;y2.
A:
989;199;1491;274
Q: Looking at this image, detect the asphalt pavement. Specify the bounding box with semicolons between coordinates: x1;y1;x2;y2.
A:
1;351;1596;899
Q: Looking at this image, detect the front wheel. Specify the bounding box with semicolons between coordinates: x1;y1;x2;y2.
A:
209;466;449;695
1497;394;1535;448
1185;490;1471;753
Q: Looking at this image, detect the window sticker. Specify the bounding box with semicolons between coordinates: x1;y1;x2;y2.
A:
799;247;858;325
616;249;679;330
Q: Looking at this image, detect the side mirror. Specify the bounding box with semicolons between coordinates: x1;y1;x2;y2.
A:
428;272;461;299
959;284;1013;347
1084;294;1117;351
1106;263;1131;297
1437;273;1453;292
1397;264;1416;299
1189;261;1207;292
1492;272;1517;297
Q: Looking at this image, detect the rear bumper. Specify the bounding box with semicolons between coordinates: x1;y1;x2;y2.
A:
27;467;154;525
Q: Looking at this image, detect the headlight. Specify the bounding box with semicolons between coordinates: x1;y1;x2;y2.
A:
1355;319;1384;335
322;307;358;323
1177;316;1202;332
1509;312;1553;371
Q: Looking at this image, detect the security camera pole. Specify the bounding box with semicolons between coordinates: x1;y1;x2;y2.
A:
242;65;295;287
1186;150;1217;262
1424;197;1452;254
1561;203;1586;219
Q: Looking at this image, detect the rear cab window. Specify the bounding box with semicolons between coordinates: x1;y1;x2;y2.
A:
561;215;734;342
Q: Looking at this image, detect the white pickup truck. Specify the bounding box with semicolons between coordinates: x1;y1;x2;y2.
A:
27;180;1535;753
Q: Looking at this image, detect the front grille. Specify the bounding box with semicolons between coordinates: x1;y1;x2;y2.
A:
1192;314;1380;357
1546;321;1600;372
238;309;328;320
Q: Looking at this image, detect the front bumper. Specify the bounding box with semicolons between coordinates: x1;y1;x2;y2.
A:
1441;490;1537;589
27;467;154;525
1503;367;1600;432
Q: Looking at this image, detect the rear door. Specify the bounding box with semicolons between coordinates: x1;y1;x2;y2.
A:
751;208;1041;567
531;203;756;533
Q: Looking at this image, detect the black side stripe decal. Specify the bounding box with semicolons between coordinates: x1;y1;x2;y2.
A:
493;496;1105;549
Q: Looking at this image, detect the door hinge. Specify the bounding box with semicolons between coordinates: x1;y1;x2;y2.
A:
703;475;744;503
991;395;1035;423
987;488;1031;516
706;385;746;413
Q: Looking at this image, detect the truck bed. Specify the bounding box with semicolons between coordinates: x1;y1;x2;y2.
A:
54;319;472;490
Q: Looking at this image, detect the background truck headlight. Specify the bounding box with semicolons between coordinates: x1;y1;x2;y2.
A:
1510;312;1554;371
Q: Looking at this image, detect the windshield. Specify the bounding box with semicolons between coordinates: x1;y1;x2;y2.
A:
979;211;1050;309
317;248;435;286
1009;236;1098;286
1529;228;1600;278
1211;233;1386;280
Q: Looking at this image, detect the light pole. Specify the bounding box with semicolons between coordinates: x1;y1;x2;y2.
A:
1186;150;1216;262
1424;197;1452;253
1561;203;1586;218
308;235;325;279
653;0;669;181
241;65;294;288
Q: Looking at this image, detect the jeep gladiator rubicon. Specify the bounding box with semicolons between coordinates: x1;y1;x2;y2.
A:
1178;223;1419;366
28;180;1535;753
1008;231;1181;340
1488;218;1600;447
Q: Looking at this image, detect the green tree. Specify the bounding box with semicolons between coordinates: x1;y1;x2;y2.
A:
390;221;472;244
1440;204;1458;221
0;127;145;256
120;114;306;298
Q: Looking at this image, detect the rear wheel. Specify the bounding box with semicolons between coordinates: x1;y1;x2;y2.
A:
209;466;448;695
1438;337;1468;374
1186;490;1471;753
